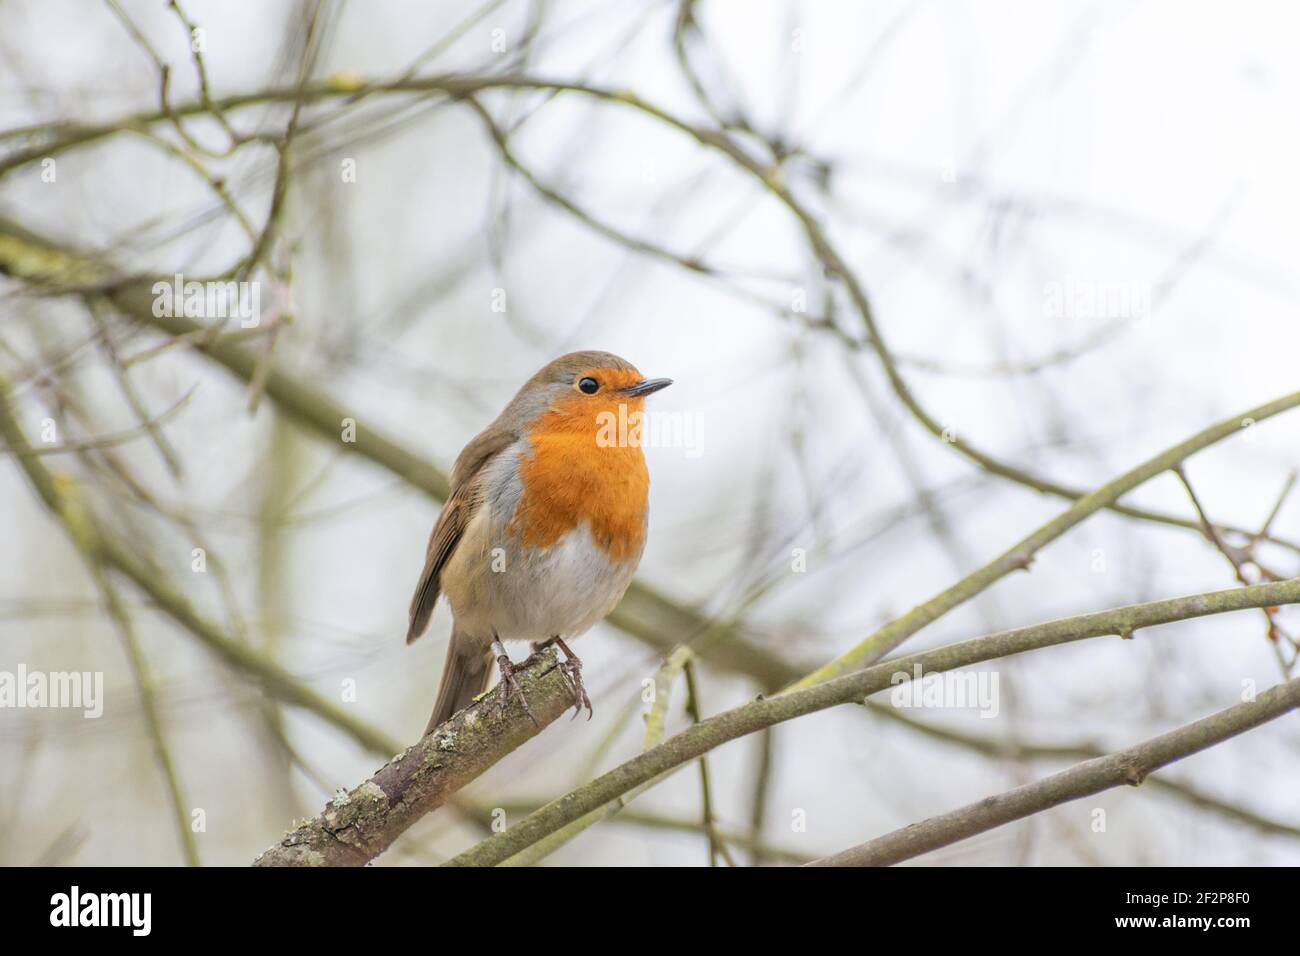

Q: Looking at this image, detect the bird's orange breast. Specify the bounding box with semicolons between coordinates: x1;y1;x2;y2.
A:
510;398;650;563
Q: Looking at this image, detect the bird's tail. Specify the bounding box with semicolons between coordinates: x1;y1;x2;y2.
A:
424;631;494;736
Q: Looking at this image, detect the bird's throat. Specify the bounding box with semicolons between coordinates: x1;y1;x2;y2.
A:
511;427;649;563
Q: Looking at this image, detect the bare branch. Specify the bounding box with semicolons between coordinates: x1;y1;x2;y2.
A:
1;72;1293;554
445;577;1300;866
865;702;1300;841
810;676;1300;866
0;215;804;694
790;388;1300;690
254;649;571;867
0;370;405;759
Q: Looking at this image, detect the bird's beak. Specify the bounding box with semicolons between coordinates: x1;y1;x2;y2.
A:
619;377;673;398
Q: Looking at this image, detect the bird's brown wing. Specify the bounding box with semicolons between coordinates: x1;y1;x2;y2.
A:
405;428;514;644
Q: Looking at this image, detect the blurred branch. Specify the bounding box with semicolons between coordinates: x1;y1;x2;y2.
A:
493;646;695;868
464;96;718;276
671;0;757;138
683;657;735;866
1177;466;1298;671
254;649;569;867
453;81;1300;566
84;299;185;476
811;675;1300;866
745;726;775;866
643;646;691;748
164;0;246;151
3;359;201;864
0;215;804;696
4;73;1298;710
233;0;320;285
0;370;405;760
790;388;1300;691
867;702;1300;841
0;384;196;457
445;578;1300;866
2;73;1295;555
7;66;1300;868
485;801;811;865
88;556;200;866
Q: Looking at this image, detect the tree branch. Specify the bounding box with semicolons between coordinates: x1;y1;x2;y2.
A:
253;648;571;866
864;701;1300;840
809;675;1300;866
453;388;1300;863
788;387;1300;690
0;215;805;693
0;371;405;759
2;77;1293;555
444;577;1300;866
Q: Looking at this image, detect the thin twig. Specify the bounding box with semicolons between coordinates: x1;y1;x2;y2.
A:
683;658;736;866
866;701;1300;840
445;576;1300;866
746;726;775;866
90;559;201;865
810;675;1300;866
790;390;1300;690
1177;466;1298;670
0;371;406;759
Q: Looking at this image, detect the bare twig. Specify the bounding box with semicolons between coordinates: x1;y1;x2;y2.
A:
90;560;201;865
5;73;1299;549
789;390;1300;690
494;646;695;868
810;675;1300;866
0;371;405;760
1177;466;1298;670
489;801;810;864
445;577;1300;866
746;726;775;866
683;658;736;866
0;385;196;457
866;702;1300;840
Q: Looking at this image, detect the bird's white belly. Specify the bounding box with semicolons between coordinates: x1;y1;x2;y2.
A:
441;509;640;643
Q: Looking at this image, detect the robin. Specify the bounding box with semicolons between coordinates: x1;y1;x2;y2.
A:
406;351;671;736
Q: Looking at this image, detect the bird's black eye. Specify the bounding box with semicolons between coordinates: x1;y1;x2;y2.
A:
578;377;599;394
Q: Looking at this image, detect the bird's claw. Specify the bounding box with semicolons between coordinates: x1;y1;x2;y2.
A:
561;655;593;720
496;653;538;726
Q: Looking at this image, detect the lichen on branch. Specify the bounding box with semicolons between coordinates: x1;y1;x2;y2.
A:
254;648;574;867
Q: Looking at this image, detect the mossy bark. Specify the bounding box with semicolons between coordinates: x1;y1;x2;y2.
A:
254;649;574;866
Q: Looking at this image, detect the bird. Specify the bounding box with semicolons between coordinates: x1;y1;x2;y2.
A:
406;351;672;736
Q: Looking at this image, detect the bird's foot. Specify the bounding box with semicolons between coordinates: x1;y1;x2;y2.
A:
554;637;593;720
493;640;537;726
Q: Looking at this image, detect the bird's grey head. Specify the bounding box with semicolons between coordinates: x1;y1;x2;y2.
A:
495;351;670;435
